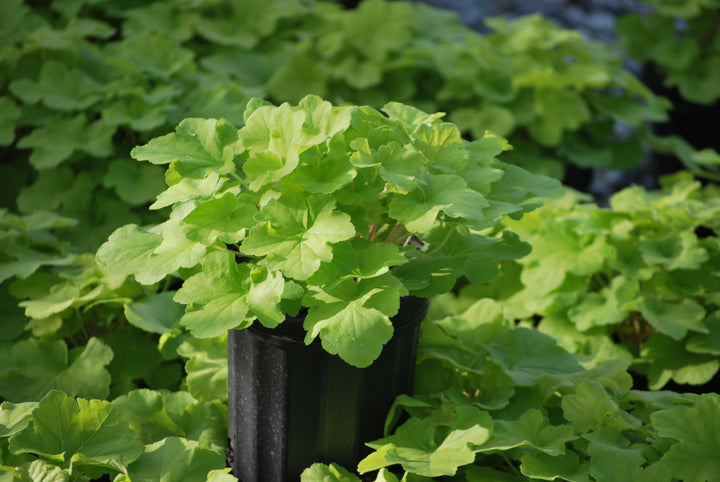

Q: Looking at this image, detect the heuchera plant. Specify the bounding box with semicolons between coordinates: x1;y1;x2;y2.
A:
456;172;720;389
97;95;558;367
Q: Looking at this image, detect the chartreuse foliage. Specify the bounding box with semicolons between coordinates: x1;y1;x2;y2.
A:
1;1;717;481
617;0;720;105
450;171;720;390
253;0;670;177
97;95;557;367
302;300;720;481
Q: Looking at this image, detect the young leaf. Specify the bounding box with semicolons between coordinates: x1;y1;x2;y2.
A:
182;192;257;244
388;174;488;233
242;197;355;280
174;251;285;337
240;102;306;189
131;118;240;178
303;274;404;367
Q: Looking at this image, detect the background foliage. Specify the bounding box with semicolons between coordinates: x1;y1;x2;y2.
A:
1;0;719;480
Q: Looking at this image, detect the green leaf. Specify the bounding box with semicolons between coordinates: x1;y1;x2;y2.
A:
0;338;112;402
182;192;257;245
309;239;408;287
9;390;144;473
401;230;530;298
388;174;488;233
652;394;720;482
124;291;185;334
114;390;226;451
638;293;707;340
97;218;207;285
567;276;639;331
107;31;194;78
300;463;361;482
342;0;413;61
102;159;166;206
242;197;355;280
297;95;353;146
207;468;238;482
303;274;404;367
112;390;184;444
16;115;115;169
125;437;225;482
131;118;240;178
487;328;584;386
96;224;164;283
463;465;528;482
520;452;590;482
103;326;182;398
151;172;225;210
360;406;493;477
176;334;228;403
687;311;720;355
240;102;307;189
0;244;74;284
639;231;708;270
561;379;640;433
23;458;72;481
529;89;591;146
175;251;285;337
9;61;103;111
0;97;21;146
477;409;576;456
583;429;646;482
0;401;37;438
641;334;720;389
411;124;469;175
291;136;358;194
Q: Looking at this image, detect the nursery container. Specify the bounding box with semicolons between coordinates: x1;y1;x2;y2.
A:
227;296;429;481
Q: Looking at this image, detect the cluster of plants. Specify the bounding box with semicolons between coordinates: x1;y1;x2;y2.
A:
1;0;719;480
617;0;720;105
305;300;720;481
451;172;720;391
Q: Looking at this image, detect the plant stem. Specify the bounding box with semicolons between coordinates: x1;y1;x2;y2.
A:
368;223;378;241
385;221;403;244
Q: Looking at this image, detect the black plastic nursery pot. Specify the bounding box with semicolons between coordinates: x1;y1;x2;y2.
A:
227;296;429;481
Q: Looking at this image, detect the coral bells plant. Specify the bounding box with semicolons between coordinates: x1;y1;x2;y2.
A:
97;95;558;367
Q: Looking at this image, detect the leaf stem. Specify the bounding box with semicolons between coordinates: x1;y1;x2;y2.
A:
368;223;378;241
385;221;403;244
228;171;244;184
422;228;454;258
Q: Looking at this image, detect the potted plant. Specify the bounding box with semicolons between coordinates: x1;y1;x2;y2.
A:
96;94;558;479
